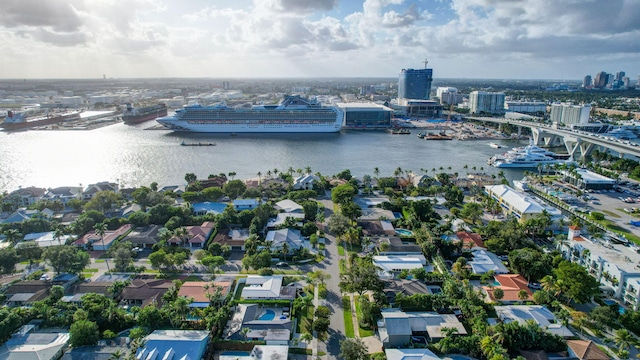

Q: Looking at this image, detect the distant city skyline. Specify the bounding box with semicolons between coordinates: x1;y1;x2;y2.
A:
2;0;639;80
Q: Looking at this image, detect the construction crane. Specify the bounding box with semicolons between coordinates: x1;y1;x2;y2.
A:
447;102;454;122
423;58;428;69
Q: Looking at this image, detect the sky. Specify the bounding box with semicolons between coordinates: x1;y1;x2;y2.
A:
1;0;639;80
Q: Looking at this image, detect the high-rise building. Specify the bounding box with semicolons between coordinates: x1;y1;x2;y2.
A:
623;77;630;89
594;71;608;88
436;87;461;105
398;68;433;100
582;75;592;88
549;103;591;125
469;91;505;114
616;71;626;81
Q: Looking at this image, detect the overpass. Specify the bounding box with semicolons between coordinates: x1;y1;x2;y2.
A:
467;116;640;161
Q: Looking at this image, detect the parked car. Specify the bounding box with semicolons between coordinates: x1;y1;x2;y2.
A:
275;262;289;268
528;282;542;290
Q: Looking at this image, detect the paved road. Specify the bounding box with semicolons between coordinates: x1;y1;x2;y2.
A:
317;198;345;360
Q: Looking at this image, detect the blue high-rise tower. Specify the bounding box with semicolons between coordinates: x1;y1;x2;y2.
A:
398;66;433;100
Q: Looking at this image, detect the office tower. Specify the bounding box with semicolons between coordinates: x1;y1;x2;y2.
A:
623;77;630;89
594;71;608;88
469;91;505;114
583;75;592;88
616;71;625;81
398;68;433;100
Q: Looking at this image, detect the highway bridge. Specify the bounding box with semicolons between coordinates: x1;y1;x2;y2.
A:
467;116;640;161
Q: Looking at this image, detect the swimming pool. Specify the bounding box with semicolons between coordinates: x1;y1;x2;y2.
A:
396;229;414;236
258;309;275;320
221;351;250;356
603;299;626;314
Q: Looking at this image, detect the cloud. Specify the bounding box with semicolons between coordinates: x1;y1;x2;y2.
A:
381;4;425;27
2;0;85;32
275;0;338;13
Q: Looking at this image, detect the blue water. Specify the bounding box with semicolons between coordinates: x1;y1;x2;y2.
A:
396;229;414;236
221;351;250;356
603;299;626;314
258;310;275;320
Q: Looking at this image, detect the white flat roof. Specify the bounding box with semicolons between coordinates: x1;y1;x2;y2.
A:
336;102;393;111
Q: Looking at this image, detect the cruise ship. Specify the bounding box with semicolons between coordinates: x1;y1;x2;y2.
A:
156;96;343;133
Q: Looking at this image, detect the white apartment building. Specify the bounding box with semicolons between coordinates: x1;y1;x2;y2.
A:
561;231;640;310
549;103;591;125
469;91;505;114
484;184;563;223
436;87;462;105
505;101;546;113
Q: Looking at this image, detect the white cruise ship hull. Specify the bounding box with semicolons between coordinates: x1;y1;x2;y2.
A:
157;120;342;133
493;160;563;168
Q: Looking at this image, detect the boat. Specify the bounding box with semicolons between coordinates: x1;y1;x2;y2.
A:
606;127;637;140
488;144;570;168
1;110;82;131
156;95;343;133
386;128;410;134
122;103;168;124
423;131;452;140
489;142;502;149
180;141;216;146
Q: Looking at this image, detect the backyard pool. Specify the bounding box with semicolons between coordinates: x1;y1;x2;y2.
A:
396;229;414;236
258;309;275;320
603;299;626;314
221;351;250;356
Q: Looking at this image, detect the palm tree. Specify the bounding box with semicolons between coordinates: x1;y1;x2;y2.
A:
94;222;110;272
109;349;124;360
5;229;22;245
280;243;290;262
373;167;380;178
305;166;312;174
273;168;279;178
300;332;313;344
241;327;250;341
613;329;637;355
518;289;530;302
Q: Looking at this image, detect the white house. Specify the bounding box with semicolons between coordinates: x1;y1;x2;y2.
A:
266;213;305;229
274;199;303;213
495;305;574;337
264;228;305;253
241;275;295;300
373;255;428;279
293;175;319;190
468;248;509;274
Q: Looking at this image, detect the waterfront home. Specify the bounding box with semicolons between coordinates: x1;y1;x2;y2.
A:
7;186;46;206
379;308;467;348
42;186;82;205
483;274;533;303
158;184;185;196
293;174;319;190
136;330;210;360
241;275;296;300
192;175;227;189
82;182;118;200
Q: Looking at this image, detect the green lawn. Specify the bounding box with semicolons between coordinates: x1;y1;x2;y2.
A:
601;210;621;218
339;259;347;275
94;259;105;263
342;297;355;338
294;305;314;334
354;295;375;337
84;268;99;273
338;243;345;256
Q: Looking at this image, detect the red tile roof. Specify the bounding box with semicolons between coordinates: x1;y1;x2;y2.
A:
456;231;485;249
483;274;533;302
177;281;232;303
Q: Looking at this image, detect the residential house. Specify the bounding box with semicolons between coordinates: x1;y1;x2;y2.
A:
274;199;303;213
266;213;305;229
4;281;52;307
211;228;249;251
468;248;509;275
411;175;436;188
292;174;319;190
122;225;161;249
220;345;289;360
358;219;396;236
233;199;260;211
20;231;71;248
224;304;292;341
82;182;118;200
456;231;485;249
385;348;441;360
495;305;574;338
178;279;233;307
0;326;69;360
379;309;467;348
191;202;227;216
566;340;610;360
264;228;305;253
168;221;215;248
454;173;499;189
61;344;131;360
376;237;423;256
1;208;44;224
158;185;185;196
136;330;210;360
120;278;173;307
241;276;296;300
383;279;443;305
63;274;130;304
373;255;429;279
483;274;533;303
73;224;132;251
42;186;82;205
192;176;226;189
8;187;46;206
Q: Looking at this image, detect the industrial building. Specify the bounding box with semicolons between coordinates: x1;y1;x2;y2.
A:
335;102;393;129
